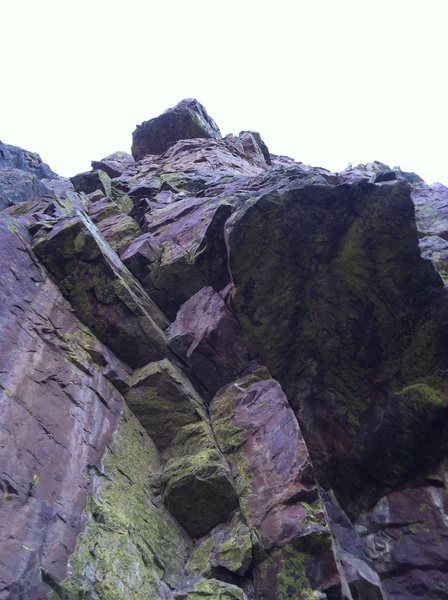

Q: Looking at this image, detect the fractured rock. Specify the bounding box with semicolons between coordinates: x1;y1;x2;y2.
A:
31;214;168;368
125;357;206;452
167;286;250;397
122;196;232;319
162;419;239;538
227;180;448;508
91;150;135;178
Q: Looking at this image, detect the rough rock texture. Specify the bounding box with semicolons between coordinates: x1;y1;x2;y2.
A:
167;287;251;398
0;142;58;210
132;99;221;160
2;100;448;600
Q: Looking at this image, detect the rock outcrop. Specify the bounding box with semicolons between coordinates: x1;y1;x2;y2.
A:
1;102;448;600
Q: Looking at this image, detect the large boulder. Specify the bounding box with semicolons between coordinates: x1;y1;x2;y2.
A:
162;419;239;538
125;358;239;538
186;513;253;578
125;358;206;452
131;99;222;160
227;180;448;510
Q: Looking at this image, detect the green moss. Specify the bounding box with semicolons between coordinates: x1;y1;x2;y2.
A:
186;537;215;576
185;578;248;599
52;408;190;599
257;544;314;599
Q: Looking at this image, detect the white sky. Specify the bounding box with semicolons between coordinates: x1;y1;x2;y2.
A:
2;1;447;184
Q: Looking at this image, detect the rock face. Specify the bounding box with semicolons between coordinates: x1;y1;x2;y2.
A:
1;100;448;600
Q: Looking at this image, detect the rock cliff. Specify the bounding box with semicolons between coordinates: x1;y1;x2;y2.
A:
1;99;448;600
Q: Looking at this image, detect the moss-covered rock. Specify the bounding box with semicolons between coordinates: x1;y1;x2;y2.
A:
70;169;112;198
186;513;252;577
96;213;141;252
31;214;168;368
227;181;448;508
174;577;248;600
125;358;206;451
162;420;239;538
50;408;190;599
254;541;328;600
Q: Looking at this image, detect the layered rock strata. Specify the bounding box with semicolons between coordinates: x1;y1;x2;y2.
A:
1;99;448;599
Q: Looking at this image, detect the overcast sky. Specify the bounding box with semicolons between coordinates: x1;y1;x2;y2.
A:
2;1;447;184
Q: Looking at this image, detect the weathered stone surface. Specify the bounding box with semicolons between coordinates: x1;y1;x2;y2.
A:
228;180;448;509
125;358;205;452
412;181;448;283
31;214;168;368
167;287;250;397
355;482;448;599
0;167;55;210
0;218;124;598
96;212;141;252
70;168;112;197
132;98;222;160
122;196;233;319
211;368;339;595
51;407;191;599
186;513;252;578
162;419;239;538
321;489;386;599
174;578;249;600
0;141;57;179
4;101;448;600
253;542;339;600
91;150;135;178
211;368;322;548
238;131;271;167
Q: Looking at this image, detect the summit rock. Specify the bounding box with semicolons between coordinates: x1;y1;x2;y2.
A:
131;98;222;160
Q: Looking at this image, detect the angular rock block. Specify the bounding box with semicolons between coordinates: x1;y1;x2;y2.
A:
162;419;239;538
91;150;135;178
167;286;250;397
173;577;249;600
227;180;448;507
122;196;232;319
211;367;340;596
125;357;238;539
32;214;168;368
125;358;206;452
96;212;141;252
186;512;252;577
211;368;326;549
0;167;54;210
70;168;112;197
355;484;448;599
239;130;271;167
132;98;222;160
